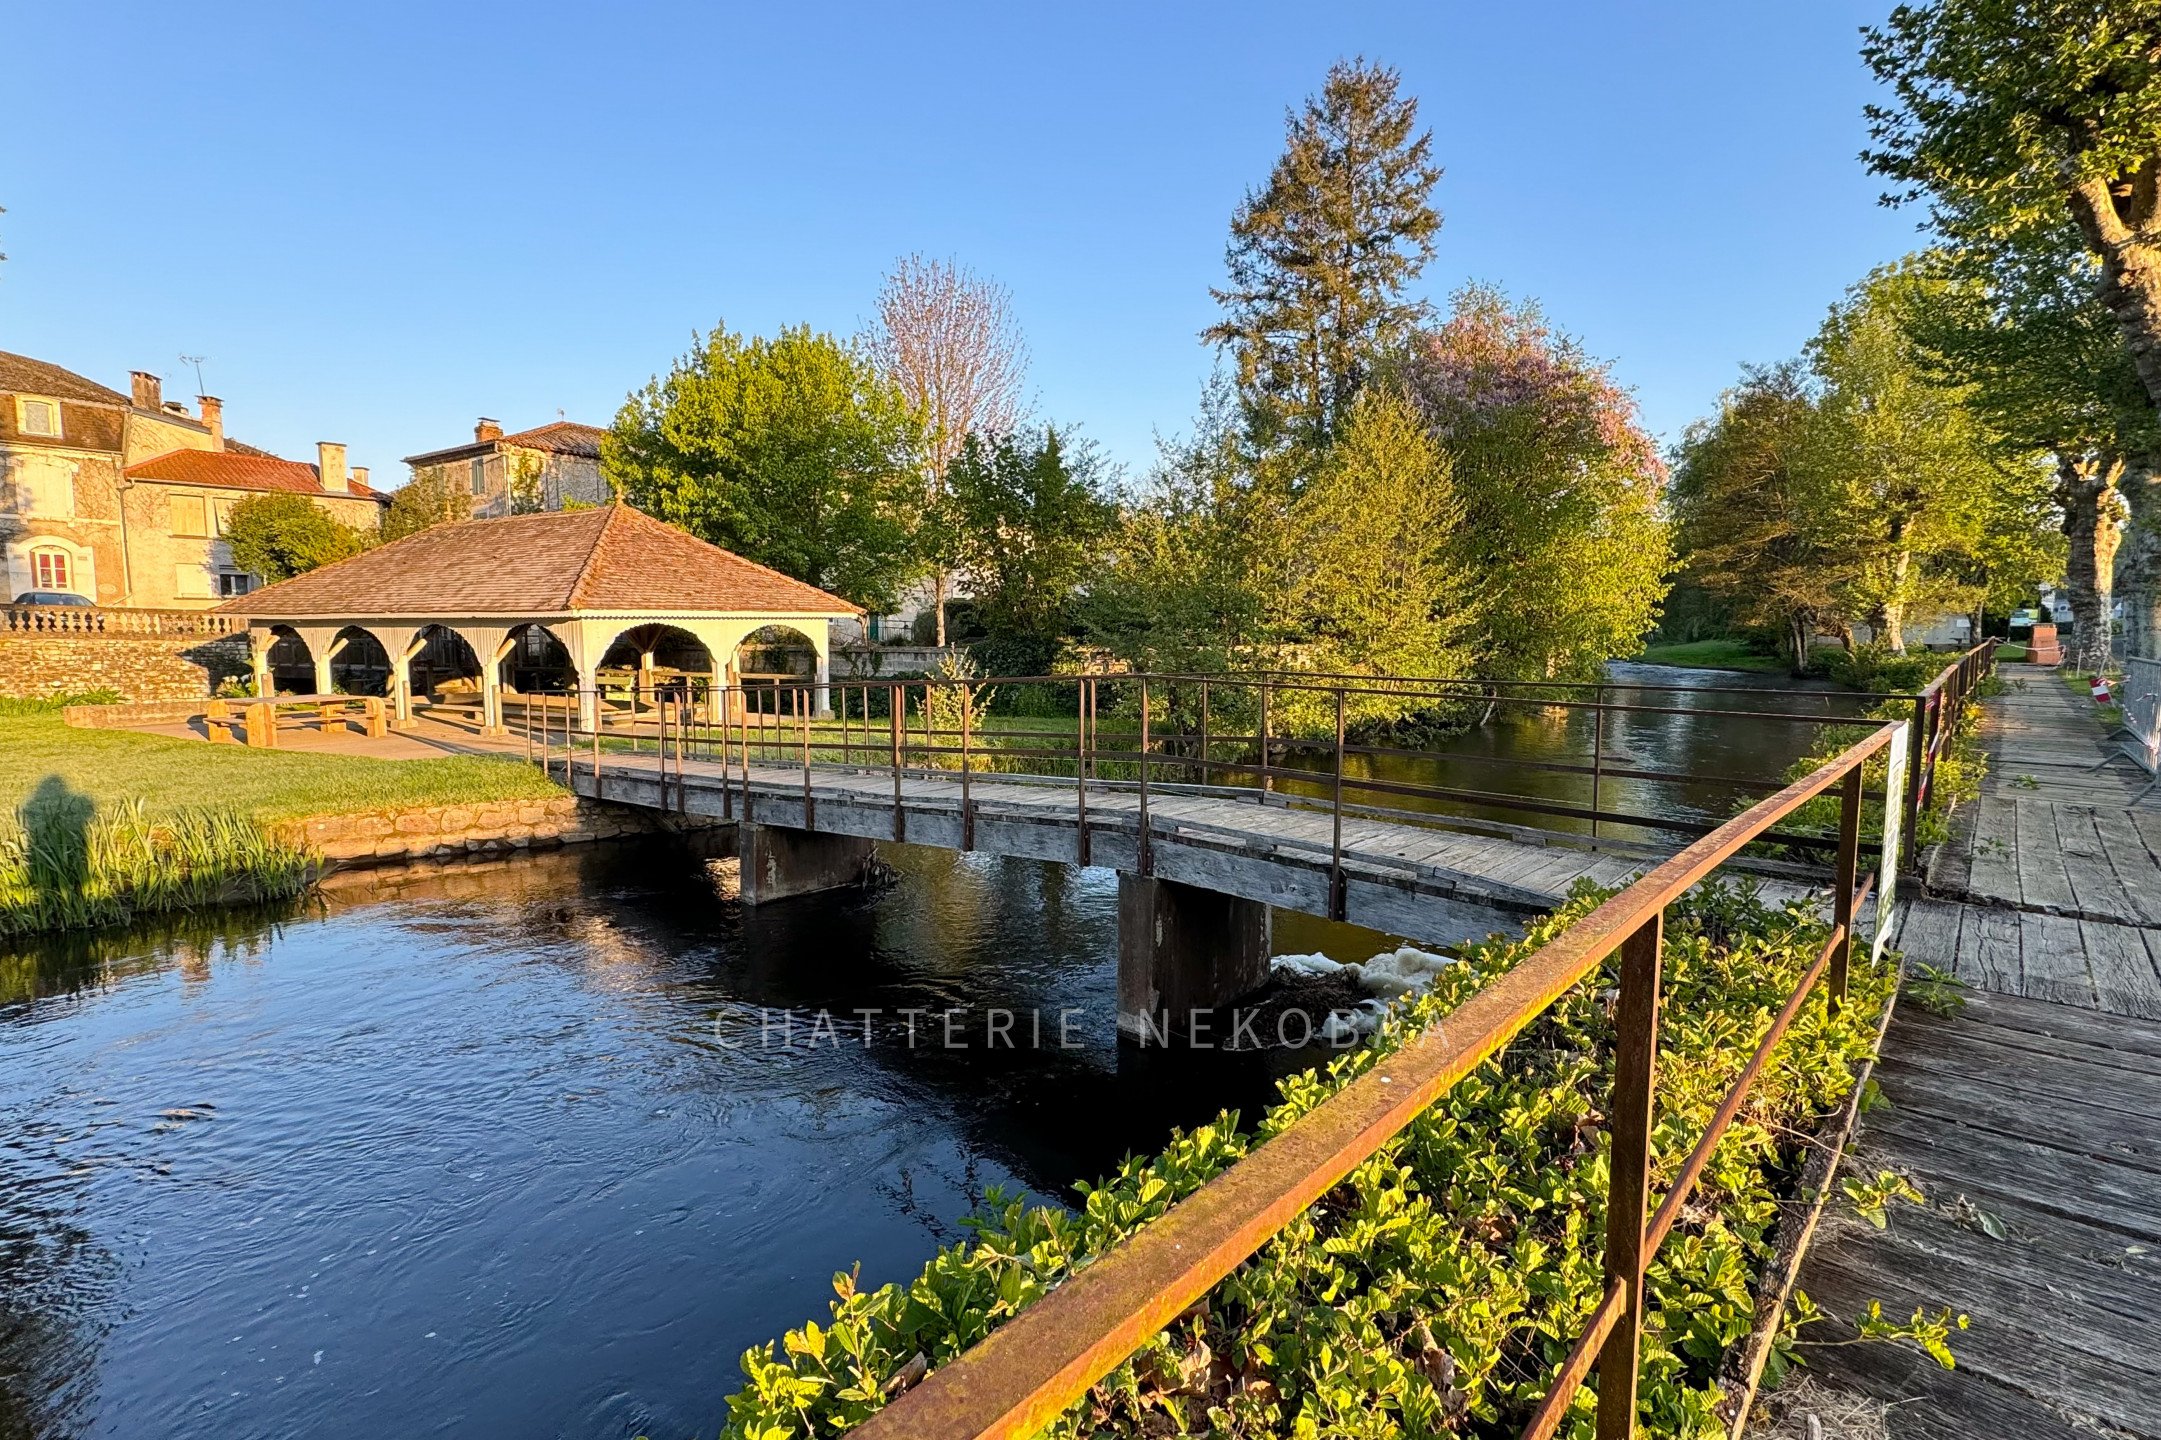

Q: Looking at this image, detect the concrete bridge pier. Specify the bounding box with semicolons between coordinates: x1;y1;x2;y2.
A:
1116;875;1272;1041
739;822;877;905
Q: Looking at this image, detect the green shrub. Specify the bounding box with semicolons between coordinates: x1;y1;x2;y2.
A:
1818;645;1938;695
720;882;1890;1438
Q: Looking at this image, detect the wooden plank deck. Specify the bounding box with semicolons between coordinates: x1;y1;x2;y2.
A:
1796;664;2161;1436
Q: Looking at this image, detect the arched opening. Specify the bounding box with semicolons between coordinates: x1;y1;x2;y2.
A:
329;625;391;696
733;623;821;718
596;623;717;730
410;624;482;707
265;625;313;694
503;622;577;695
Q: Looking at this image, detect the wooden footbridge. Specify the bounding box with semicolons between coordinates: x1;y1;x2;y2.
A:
521;669;1927;1033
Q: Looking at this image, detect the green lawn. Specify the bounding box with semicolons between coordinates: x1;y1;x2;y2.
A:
1632;638;1787;673
0;708;564;823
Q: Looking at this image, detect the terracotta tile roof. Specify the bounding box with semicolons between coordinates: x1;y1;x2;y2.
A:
0;351;128;406
402;419;607;466
501;420;606;458
125;448;389;502
218;503;860;619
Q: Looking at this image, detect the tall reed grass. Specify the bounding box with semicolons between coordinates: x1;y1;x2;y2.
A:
0;795;317;938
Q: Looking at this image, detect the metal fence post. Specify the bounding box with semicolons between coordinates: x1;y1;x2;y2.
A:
1076;676;1092;867
802;685;816;831
1331;687;1347;921
1259;681;1272;793
1138;677;1152;875
1591;683;1605;840
1903;691;1929;870
591;690;601;794
1199;679;1210;786
1596;910;1663;1440
1832;765;1864;1008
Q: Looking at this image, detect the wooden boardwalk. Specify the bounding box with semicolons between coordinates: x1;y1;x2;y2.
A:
1796;665;2161;1436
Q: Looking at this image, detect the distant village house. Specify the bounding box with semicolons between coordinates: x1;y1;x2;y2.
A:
0;352;387;608
402;418;609;517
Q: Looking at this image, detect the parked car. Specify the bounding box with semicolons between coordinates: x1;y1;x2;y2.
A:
10;590;93;607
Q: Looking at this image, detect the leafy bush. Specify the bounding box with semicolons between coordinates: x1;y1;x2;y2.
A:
720;882;1890;1438
1817;645;1939;695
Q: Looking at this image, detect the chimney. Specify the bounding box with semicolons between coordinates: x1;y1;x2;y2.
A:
198;395;224;447
351;465;370;491
475;417;503;443
318;441;349;494
130;371;162;411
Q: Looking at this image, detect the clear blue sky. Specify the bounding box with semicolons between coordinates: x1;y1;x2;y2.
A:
2;1;1919;489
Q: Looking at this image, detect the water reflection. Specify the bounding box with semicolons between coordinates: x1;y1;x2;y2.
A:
0;840;1353;1440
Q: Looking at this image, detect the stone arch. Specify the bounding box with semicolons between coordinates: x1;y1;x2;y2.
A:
328;626;392;695
732;622;827;720
504;622;577;694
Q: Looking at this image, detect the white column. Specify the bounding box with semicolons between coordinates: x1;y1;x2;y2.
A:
577;662;599;733
814;649;832;719
249;627;275;697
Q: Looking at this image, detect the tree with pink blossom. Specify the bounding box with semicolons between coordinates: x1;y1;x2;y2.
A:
1399;286;1672;683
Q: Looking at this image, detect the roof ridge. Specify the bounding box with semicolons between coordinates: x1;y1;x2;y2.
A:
563;503;624;610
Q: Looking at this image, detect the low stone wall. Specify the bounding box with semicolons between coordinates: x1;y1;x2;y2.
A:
269;795;725;865
0;633;248;701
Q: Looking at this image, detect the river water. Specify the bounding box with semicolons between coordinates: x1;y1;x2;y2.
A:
0;663;1857;1440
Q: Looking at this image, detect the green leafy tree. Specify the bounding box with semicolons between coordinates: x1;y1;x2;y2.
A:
604;323;924;610
1801;263;2050;652
1863;1;2161;411
1277;387;1468;686
1668;363;1848;670
1401;286;1671;682
223;493;370;583
381;472;471;542
1205;57;1442;460
1902;251;2145;666
942;426;1116;669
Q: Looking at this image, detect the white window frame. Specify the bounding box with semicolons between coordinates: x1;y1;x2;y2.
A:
14;396;60;438
29;546;72;591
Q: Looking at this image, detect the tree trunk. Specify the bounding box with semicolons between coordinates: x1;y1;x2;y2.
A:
933;572;948;649
2097;236;2161;414
1875;545;1911;653
2059;459;2115;672
2118;456;2161;659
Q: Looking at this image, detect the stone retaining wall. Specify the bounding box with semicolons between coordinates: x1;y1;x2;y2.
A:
61;698;211;728
269;796;723;865
0;633;249;701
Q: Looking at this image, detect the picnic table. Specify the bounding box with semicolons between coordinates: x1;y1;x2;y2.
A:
206;693;388;748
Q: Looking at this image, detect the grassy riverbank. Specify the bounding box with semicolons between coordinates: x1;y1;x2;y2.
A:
722;883;1897;1439
1633;638;1788;673
0;700;564;937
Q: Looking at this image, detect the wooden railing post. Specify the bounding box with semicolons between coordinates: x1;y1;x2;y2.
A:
1596;909;1663;1440
1259;681;1272;793
960;682;975;851
591;689;601;794
1832;764;1864;1009
1331;686;1347;920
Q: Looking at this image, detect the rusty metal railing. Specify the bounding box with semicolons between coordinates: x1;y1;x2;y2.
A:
503;653;1993;1436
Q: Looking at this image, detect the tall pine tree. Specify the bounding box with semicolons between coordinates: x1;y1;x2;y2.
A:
1205;58;1442;461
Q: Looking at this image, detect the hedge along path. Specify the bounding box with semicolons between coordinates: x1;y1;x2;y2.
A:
722;735;1898;1439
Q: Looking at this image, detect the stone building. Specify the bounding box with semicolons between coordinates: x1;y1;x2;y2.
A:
0;352;386;607
402;418;610;518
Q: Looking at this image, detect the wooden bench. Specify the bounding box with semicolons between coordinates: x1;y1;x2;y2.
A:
206;693;388;748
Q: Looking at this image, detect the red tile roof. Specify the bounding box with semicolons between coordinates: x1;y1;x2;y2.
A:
217;503;860;619
402;420;607;466
126;448;389;502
